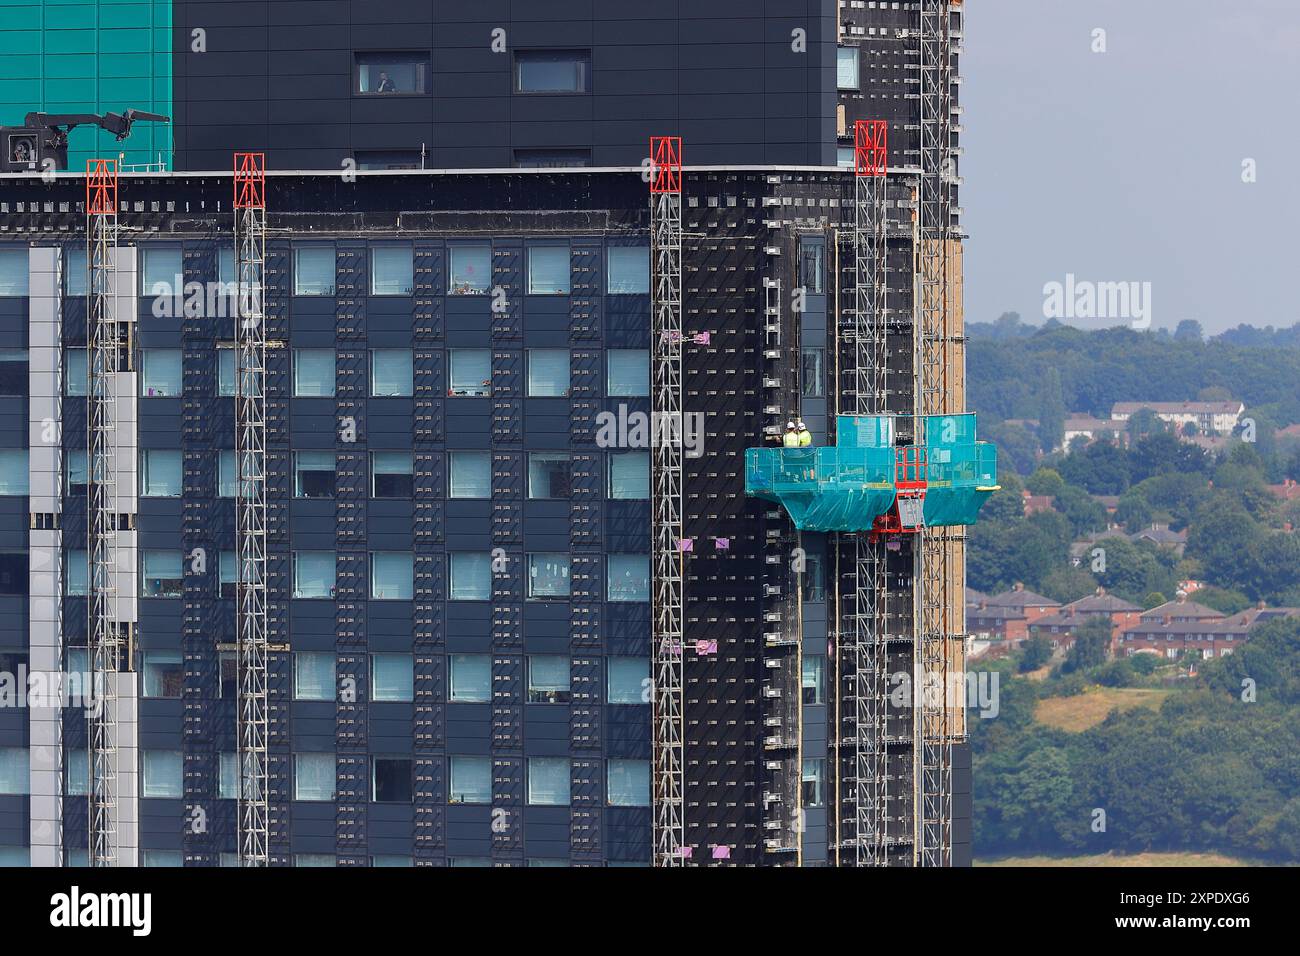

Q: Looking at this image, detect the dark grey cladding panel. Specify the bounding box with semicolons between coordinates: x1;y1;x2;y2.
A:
172;0;836;170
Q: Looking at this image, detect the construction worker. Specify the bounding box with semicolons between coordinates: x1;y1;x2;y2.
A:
797;420;813;447
782;422;800;448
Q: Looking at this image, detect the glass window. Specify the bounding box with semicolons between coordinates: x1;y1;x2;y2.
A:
140;349;182;397
0;748;29;794
371;553;413;601
218;450;237;498
370;245;413;296
527;349;569;397
801;348;824;398
65;748;88;795
0;552;27;596
372;757;412;803
527;655;570;703
218;246;235;286
607;657;649;704
607;554;650;602
802;758;826;807
296;854;336;867
64;347;88;396
449;857;493;868
219;752;239;800
370;349;413;396
607;246;649;294
607;759;650;807
527;554;570;600
837;145;854;168
371;451;413;498
527;757;570;805
528;453;571;499
356;53;430;94
295;753;336;801
837;46;860;89
65;449;88;493
527;246;570;295
515;50;590;93
141;551;183;598
448;349;490;397
608;452;649;500
217;347;235;397
0;250;27;297
802;655;826;705
142;247;182;296
142;850;183;868
65;549;88;596
0;449;29;495
294;247;335;296
65;247;87;296
514;149;591;168
371;653;414;701
448;451;491;498
293;349;335;397
801;552;825;603
219;651;237;700
607;350;649;397
355;150;421;171
294;451;336;498
798;240;824;295
449;654;490;703
295;652;335;701
0;349;26;396
293;551;336;599
143;651;183;698
449;552;491;601
140;449;181;497
449;756;491;804
141;750;182;798
448;245;491;295
218;551;237;599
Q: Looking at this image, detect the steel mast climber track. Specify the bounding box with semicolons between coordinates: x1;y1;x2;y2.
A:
916;0;956;868
839;120;891;866
649;136;685;867
234;152;270;866
86;159;123;867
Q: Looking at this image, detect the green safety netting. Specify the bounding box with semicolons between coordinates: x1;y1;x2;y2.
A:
744;414;999;533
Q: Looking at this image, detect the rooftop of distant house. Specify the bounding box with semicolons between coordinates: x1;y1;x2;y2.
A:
1111;401;1244;417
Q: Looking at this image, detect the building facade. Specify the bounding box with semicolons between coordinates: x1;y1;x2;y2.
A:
0;1;975;867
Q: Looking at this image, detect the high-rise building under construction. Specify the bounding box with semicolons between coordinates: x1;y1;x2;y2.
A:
0;0;993;867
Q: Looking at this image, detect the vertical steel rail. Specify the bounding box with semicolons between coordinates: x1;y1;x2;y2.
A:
649;136;685;866
233;152;270;866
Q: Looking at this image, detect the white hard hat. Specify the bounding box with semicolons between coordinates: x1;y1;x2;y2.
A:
786;421;796;429
797;421;806;428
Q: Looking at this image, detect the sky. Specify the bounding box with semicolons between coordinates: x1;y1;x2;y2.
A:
961;0;1300;334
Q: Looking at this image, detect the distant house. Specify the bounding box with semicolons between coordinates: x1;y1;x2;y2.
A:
1118;602;1299;660
1069;528;1129;567
1269;479;1300;503
1132;523;1188;556
1070;524;1187;565
967;583;1060;646
1027;588;1141;652
1062;415;1128;449
1110;401;1244;437
1021;492;1055;516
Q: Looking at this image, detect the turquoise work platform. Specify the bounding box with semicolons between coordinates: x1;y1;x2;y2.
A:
744;414;999;533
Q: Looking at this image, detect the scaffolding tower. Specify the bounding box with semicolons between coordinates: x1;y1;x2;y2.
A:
649;135;685;866
86;158;123;867
916;0;956;868
233;152;270;866
841;120;890;865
